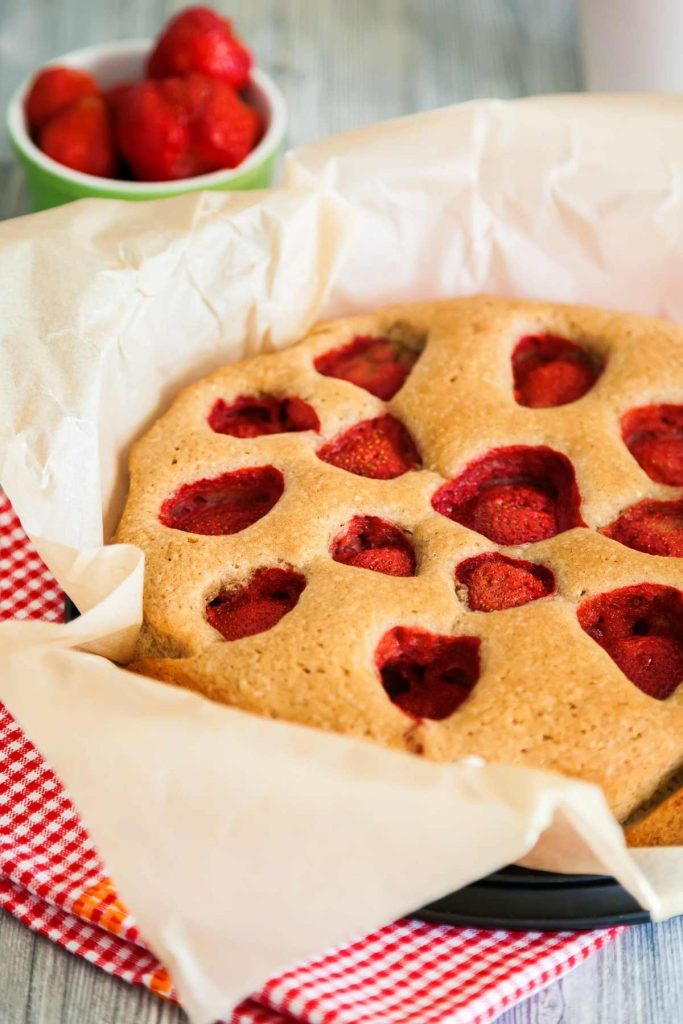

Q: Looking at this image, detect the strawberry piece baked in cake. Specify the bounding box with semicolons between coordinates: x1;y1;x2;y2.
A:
115;296;683;839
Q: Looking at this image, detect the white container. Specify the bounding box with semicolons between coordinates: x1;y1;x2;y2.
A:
580;0;683;92
6;39;288;209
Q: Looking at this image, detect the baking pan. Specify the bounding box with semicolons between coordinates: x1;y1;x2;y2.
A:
417;865;649;930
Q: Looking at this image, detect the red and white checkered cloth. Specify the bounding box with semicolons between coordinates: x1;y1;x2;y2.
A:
0;491;621;1023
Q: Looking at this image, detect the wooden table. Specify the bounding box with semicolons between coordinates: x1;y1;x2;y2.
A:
0;2;681;1021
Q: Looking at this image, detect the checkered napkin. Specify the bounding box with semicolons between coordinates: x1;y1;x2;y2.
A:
0;491;621;1023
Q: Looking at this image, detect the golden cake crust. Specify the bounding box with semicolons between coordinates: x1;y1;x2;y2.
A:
115;296;683;827
626;788;683;846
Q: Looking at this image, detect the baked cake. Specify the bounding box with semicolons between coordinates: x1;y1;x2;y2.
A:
115;296;683;841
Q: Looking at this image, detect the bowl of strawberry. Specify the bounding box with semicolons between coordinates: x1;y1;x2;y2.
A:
6;6;287;210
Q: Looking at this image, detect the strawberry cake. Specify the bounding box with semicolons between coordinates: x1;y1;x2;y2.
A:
115;296;683;842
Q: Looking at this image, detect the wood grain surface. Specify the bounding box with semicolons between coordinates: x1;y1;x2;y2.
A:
0;1;680;1022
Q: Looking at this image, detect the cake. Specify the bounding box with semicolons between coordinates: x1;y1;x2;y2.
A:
115;296;683;838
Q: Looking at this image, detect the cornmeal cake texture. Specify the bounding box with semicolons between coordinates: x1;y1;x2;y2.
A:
627;788;683;846
115;296;683;835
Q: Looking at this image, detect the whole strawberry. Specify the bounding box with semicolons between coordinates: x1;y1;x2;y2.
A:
25;66;100;130
104;81;136;114
39;96;117;177
147;6;253;90
113;80;187;180
114;74;260;181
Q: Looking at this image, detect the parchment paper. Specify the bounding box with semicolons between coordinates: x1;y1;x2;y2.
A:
0;95;682;1024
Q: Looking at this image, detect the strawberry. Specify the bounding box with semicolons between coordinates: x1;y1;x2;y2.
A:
159;466;283;535
632;436;683;487
105;81;136;113
185;73;261;167
351;547;414;576
518;358;597;409
114;74;260;181
432;445;584;545
331;515;416;576
577;584;683;699
609;636;683;699
314;335;420;400
208;395;320;438
113;79;187;181
470;483;557;545
621;404;683;486
147;6;253;90
456;552;555;612
25;66;99;130
512;334;601;408
38;96;117;177
317;414;421;479
206;568;305;641
375;626;481;720
602;498;683;557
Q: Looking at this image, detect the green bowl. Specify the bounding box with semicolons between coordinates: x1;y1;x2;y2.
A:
6;39;287;210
